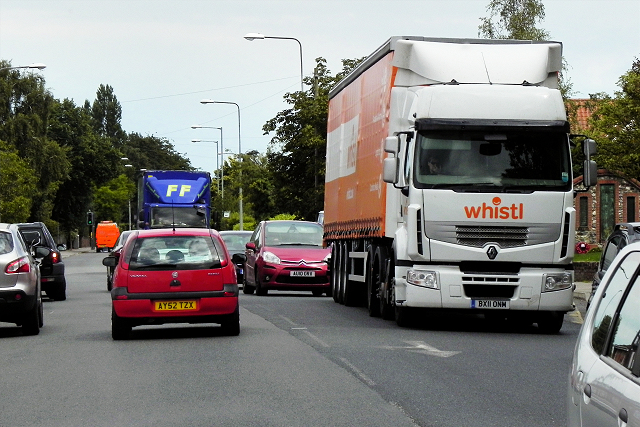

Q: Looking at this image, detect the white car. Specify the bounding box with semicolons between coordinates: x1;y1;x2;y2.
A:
568;243;640;426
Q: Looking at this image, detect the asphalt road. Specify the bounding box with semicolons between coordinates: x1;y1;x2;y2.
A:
0;250;586;427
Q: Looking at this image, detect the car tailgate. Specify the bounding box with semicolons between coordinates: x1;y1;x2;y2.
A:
125;269;225;294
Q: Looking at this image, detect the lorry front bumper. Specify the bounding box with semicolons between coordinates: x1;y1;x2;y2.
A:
394;265;574;312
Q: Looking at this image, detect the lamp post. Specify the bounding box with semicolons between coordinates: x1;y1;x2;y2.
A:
121;158;133;230
199;100;244;230
191;139;220;194
0;63;46;72
192;125;224;200
244;33;303;92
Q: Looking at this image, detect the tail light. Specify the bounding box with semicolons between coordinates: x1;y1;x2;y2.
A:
51;251;60;263
6;257;31;274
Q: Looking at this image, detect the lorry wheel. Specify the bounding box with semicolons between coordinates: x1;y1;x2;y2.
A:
395;306;413;327
331;243;340;303
379;249;394;320
537;312;564;334
337;241;348;304
367;247;381;317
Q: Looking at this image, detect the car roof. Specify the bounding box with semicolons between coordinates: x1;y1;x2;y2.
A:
219;230;252;235
133;228;218;238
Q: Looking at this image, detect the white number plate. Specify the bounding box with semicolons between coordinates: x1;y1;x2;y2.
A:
290;270;315;277
471;299;509;309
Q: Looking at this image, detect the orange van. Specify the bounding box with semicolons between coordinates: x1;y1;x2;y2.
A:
95;221;121;253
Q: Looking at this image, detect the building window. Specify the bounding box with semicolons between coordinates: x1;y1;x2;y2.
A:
579;197;589;229
600;184;615;241
627;196;636;222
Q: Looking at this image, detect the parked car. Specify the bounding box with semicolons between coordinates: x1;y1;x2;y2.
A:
16;222;67;301
104;229;134;291
568;243;640;426
102;228;240;339
242;220;330;296
589;222;640;307
0;223;50;335
219;230;252;287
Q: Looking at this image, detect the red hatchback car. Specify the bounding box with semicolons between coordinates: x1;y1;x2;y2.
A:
243;220;330;296
102;228;240;339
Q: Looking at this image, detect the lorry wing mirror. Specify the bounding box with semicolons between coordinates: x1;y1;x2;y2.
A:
583;160;598;188
383;157;399;184
384;136;399;155
583;138;597;158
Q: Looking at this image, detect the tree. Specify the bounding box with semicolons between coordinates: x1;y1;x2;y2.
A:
0;140;37;222
478;0;573;98
478;0;549;40
91;84;126;145
262;57;363;221
93;174;136;225
589;59;640;179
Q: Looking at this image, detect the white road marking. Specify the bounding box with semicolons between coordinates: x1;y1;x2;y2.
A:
380;340;461;358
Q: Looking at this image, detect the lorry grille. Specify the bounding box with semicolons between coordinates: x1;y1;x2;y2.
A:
456;226;528;248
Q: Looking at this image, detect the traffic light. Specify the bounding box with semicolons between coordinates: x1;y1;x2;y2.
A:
87;211;94;225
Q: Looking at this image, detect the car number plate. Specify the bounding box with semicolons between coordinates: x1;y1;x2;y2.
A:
155;300;197;311
470;299;509;309
290;270;315;277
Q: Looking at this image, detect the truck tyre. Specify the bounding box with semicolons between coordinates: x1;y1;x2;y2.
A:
331;243;340;302
367;246;380;317
111;308;131;340
337;241;348;304
537;311;564;334
395;306;413;328
379;250;394;320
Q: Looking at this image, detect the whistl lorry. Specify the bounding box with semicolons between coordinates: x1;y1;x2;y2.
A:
324;37;597;333
138;170;211;229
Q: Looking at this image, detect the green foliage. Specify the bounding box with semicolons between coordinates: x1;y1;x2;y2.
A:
262;57;363;221
0;140;37;222
269;213;298;221
589;59;640;179
220;211;255;232
93;174;136;224
478;0;549;40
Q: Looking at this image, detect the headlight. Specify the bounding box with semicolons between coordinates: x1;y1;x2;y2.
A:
323;253;331;263
407;269;438;289
262;251;281;265
543;273;572;292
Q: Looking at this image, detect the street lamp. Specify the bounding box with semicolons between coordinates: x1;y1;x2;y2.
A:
192;125;224;200
121;158;133;230
0;63;46;72
244;33;303;92
200;100;244;230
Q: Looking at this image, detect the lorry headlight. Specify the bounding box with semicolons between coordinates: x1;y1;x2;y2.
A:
407;269;438;289
543;273;572;292
262;251;281;265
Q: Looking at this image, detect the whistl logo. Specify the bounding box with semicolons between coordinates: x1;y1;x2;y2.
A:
463;197;524;220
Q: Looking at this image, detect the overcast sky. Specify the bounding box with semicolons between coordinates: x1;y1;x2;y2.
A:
1;0;638;173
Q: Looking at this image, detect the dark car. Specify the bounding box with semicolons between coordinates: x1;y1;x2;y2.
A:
0;223;50;335
589;222;640;306
243;220;331;296
17;222;67;301
104;229;134;291
103;228;240;339
219;230;252;287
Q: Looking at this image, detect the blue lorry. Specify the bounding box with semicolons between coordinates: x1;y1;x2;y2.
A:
137;170;211;229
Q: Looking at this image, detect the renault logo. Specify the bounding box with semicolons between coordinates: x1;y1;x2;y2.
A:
486;246;498;260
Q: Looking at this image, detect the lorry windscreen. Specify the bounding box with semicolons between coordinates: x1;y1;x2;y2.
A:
413;130;571;192
150;207;207;228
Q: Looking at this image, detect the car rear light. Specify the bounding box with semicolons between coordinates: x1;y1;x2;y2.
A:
6;257;30;274
112;287;129;299
223;283;238;297
51;251;60;263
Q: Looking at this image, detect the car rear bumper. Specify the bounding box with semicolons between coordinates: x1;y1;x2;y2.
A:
111;287;239;319
0;291;37;321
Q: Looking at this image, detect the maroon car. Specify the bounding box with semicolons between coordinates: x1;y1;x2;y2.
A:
103;228;240;339
243;220;330;296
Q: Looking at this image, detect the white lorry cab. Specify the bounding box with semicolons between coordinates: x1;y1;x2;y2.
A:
324;37;597;333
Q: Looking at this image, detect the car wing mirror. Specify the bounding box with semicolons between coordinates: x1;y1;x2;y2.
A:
232;253;246;264
102;257;117;267
245;242;256;251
